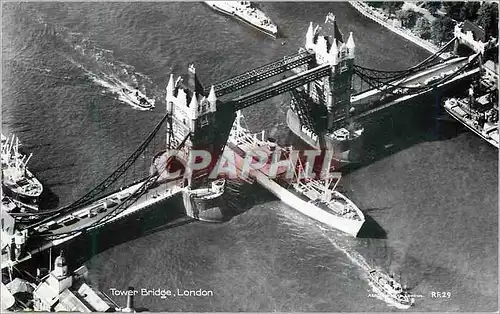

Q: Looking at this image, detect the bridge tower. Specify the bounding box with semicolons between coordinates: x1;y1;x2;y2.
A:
165;65;235;188
304;14;355;132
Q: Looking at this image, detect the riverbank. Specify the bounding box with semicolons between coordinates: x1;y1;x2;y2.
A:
349;1;444;57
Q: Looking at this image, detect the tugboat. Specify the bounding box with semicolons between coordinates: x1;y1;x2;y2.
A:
226;111;365;237
1;134;43;209
204;1;278;38
119;86;155;110
368;269;414;308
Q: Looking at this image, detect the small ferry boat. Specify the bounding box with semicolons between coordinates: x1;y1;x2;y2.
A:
368;269;414;308
118;86;155;110
443;87;498;148
1;134;43;208
205;1;278;38
226;111;365;237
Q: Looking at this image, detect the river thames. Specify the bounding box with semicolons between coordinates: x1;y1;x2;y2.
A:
2;2;497;311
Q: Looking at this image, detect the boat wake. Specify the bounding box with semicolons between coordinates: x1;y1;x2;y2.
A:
65;36;157;111
18;10;159;111
84;69;156;111
316;225;412;310
276;205;411;309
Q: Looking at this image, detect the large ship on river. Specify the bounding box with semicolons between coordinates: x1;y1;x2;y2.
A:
204;1;278;38
1;134;43;209
226;111;365;237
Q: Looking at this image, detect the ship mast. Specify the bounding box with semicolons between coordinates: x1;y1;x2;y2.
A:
24;153;33;168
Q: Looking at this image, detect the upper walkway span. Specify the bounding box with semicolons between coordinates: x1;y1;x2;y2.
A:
206;51;314;97
226;64;331;110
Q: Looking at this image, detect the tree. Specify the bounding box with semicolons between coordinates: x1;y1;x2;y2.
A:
477;2;499;39
443;2;465;20
366;2;383;8
431;16;455;44
414;16;432;40
382;2;404;18
423;2;442;16
396;9;422;28
459;2;480;21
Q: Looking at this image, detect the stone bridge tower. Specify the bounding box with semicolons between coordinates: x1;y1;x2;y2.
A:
304;13;355;132
165;65;235;188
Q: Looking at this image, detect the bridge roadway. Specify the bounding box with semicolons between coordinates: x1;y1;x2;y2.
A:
206;51;315;97
350;56;472;107
342;66;480;123
228;63;331;111
1;179;184;270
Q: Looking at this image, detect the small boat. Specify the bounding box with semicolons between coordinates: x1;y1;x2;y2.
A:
119;87;155;110
368;269;414;308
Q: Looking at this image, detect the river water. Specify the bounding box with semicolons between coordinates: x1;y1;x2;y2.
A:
2;2;497;311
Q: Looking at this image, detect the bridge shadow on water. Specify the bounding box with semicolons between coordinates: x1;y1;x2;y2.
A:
25;183;275;276
343;95;466;174
282;91;471;239
26;195;190;274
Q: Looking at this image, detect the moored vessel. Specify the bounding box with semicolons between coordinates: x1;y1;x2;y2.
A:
368;269;414;309
443;85;498;148
226;111;365;237
204;1;278;38
1;134;43;208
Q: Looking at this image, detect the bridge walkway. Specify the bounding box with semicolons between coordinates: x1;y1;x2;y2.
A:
228;64;330;110
207;51;315;97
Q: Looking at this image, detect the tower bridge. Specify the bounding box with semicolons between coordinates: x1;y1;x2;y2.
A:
1;13;486;270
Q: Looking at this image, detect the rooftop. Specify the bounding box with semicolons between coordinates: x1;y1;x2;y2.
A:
462;20;486;42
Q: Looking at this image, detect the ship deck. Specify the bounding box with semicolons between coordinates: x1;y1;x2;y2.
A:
444;99;499;148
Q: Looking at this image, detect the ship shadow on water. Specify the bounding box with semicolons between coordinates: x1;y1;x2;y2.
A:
224;179;278;216
37;183;61;210
356;214;387;239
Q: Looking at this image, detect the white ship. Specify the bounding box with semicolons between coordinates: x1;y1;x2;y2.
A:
1;134;43;208
205;1;278;38
225;111;365;237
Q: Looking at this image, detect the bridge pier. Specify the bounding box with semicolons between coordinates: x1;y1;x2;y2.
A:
287;14;363;162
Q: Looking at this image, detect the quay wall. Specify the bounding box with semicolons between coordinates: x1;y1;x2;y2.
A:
349;1;442;56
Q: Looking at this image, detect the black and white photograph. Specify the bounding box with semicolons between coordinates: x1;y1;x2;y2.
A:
1;1;498;312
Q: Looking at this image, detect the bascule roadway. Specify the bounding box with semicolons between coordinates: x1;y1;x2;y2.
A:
1;179;184;270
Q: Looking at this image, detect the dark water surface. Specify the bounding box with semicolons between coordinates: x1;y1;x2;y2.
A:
2;2;497;311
